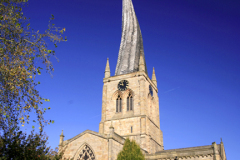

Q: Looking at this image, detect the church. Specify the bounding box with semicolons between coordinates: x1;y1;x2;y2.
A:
58;0;227;160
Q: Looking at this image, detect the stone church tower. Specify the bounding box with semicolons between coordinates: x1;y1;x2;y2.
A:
99;0;163;154
59;0;227;160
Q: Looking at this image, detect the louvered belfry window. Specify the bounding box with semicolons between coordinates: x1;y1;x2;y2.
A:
116;95;122;112
127;93;133;111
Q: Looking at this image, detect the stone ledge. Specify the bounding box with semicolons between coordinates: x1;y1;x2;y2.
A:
63;130;108;146
145;144;217;160
103;71;158;92
108;131;125;145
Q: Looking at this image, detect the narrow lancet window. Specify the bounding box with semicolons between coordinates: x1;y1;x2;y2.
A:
116;98;118;112
116;95;122;112
127;93;133;111
119;97;122;112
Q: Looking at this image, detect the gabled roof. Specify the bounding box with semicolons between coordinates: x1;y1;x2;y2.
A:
63;130;108;146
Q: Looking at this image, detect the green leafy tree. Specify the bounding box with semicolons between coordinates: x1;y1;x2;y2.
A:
0;126;63;160
0;0;66;131
117;138;145;160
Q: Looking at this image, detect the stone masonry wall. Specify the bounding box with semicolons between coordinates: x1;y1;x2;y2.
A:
109;139;124;160
100;71;164;153
62;133;109;160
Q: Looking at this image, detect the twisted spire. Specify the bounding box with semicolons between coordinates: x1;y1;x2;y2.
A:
115;0;147;76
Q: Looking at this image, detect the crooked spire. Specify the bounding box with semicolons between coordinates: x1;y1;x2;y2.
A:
115;0;148;76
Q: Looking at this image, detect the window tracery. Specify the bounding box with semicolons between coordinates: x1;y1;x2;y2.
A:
116;95;122;112
127;93;133;111
77;145;95;160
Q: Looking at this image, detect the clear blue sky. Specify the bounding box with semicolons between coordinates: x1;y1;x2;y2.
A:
22;0;239;159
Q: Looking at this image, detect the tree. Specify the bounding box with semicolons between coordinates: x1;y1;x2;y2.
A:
117;138;145;160
0;0;66;159
0;126;63;160
0;0;66;132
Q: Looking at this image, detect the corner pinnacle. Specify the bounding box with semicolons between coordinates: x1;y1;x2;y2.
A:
139;54;145;72
152;67;157;87
105;58;110;78
60;130;64;136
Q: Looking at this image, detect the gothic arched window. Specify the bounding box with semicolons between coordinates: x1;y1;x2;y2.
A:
77;145;95;160
116;95;122;112
127;93;133;111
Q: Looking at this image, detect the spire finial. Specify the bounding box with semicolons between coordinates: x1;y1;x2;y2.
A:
61;130;64;136
115;0;147;76
152;67;157;87
59;130;64;146
105;58;110;78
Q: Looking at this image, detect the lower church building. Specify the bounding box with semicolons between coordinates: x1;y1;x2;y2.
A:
59;0;227;159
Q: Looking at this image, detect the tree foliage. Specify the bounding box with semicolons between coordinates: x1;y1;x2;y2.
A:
117;138;145;160
0;0;66;158
0;0;66;132
0;126;63;160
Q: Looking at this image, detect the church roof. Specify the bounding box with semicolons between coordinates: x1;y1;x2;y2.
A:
146;144;218;159
115;0;148;76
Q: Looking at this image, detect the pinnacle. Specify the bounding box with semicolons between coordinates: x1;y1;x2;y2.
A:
61;130;64;136
105;58;110;78
152;67;157;87
139;54;145;72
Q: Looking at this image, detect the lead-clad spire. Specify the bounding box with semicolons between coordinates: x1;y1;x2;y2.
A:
115;0;148;76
